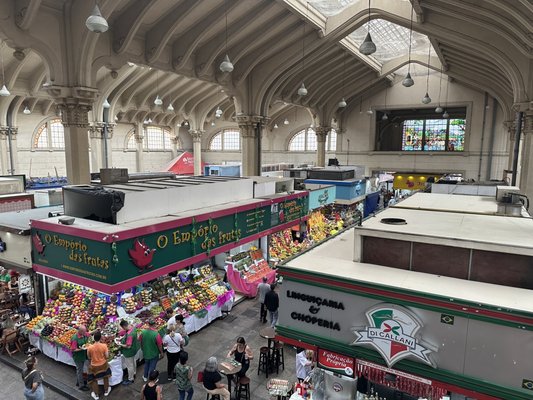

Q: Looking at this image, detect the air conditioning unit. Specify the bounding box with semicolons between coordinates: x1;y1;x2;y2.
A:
496;185;520;202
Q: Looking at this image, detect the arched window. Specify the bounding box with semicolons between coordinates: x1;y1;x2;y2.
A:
33;118;65;150
125;131;136;150
288;128;337;152
125;126;176;151
209;129;241;151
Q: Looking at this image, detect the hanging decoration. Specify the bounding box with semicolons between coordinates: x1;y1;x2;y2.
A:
219;0;234;73
402;6;415;87
0;42;10;97
421;46;432;104
338;54;347;108
297;3;309;97
359;0;376;55
435;66;444;113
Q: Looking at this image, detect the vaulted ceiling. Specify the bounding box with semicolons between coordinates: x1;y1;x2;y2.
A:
0;0;530;128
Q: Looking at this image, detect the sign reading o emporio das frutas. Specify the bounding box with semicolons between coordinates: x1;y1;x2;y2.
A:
31;194;307;293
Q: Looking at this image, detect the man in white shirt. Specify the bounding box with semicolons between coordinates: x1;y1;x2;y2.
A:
256;277;270;323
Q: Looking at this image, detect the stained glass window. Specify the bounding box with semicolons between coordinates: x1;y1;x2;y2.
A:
401;118;465;152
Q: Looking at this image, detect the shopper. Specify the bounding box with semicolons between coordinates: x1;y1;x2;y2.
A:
87;331;112;399
163;324;184;381
141;370;163;400
19;293;36;319
257;276;270;323
227;336;253;378
70;325;90;391
118;319;139;385
21;356;44;400
174;351;194;400
264;283;279;327
202;357;230;400
295;348;313;382
140;319;164;382
166;310;189;346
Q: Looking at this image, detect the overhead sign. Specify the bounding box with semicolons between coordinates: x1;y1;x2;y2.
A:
393;174;440;190
351;304;437;367
32;195;307;293
318;349;354;377
308;186;336;210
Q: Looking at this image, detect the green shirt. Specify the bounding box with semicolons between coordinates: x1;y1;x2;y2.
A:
0;273;10;283
140;328;161;360
174;363;192;391
121;328;139;358
71;333;88;363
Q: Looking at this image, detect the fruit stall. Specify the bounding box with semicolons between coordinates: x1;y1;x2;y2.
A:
24;265;232;381
225;248;276;297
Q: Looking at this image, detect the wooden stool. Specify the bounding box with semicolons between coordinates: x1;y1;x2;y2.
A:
257;346;269;378
236;376;250;400
205;392;220;400
274;341;285;373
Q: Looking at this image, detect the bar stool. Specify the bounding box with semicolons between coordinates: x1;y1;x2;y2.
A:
258;346;270;378
274;341;285;373
236;376;251;400
205;392;220;400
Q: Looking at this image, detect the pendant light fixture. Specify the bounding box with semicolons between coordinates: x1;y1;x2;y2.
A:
184;121;189;126
215;106;223;118
284;118;289;125
421;46;432;104
442;76;450;118
167;103;174;112
359;0;376;55
402;6;415;88
0;42;10;97
338;54;347;108
435;66;444;113
23;105;31;115
382;85;388;121
86;2;108;33
103;98;110;109
219;0;234;73
154;71;162;106
297;3;308;97
211;121;215;127
359;97;363;114
274;123;279;129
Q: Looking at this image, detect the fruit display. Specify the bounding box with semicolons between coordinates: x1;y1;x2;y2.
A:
122;296;136;313
227;249;276;282
141;289;152;306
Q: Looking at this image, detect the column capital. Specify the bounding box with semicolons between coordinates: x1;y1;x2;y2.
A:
523;112;533;135
315;126;331;142
45;85;98;128
0;126;17;136
234;114;270;128
189;129;204;142
170;136;180;145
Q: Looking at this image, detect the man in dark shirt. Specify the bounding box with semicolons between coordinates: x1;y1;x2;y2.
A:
264;284;279;327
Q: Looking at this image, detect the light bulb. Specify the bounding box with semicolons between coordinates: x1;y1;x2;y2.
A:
103;98;110;109
167;103;174;112
0;85;10;97
283;118;289;125
154;95;163;106
366;109;374;115
23;106;31;115
421;93;431;104
359;32;376;56
402;72;414;87
435;106;443;113
219;54;234;73
184;121;189;126
442;111;450;118
211;121;215;126
86;5;108;33
274;123;279;129
382;113;388;121
297;83;308;96
338;98;347;108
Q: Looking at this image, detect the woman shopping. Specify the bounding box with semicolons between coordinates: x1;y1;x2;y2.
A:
21;356;44;400
162;324;184;381
174;351;194;400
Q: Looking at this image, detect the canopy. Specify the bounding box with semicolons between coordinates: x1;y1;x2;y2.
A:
164;152;205;175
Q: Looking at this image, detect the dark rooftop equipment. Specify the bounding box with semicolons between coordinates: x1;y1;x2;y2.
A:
307;169;354;180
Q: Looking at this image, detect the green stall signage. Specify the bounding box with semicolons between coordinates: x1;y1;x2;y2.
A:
32;196;308;292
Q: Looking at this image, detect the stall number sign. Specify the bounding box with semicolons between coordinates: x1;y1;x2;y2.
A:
318;349;354;377
351;304;436;368
18;274;32;293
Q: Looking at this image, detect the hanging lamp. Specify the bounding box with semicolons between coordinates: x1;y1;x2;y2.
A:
442;76;450;118
154;95;163;106
382;85;388;120
23;105;31;115
219;0;234;73
297;4;308;97
215;106;223;118
167;103;174;112
359;0;376;55
421;46;432;104
103;98;111;109
284;118;289;125
274;123;279;129
0;42;9;97
211;121;215;126
86;3;108;33
154;71;163;105
435;65;444;113
402;6;415;87
338;54;347;108
338;98;347;108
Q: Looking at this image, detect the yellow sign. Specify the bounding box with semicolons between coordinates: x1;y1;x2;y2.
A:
393;174;440;190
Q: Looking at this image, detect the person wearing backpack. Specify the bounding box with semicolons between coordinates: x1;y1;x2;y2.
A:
21;356;44;400
119;319;139;385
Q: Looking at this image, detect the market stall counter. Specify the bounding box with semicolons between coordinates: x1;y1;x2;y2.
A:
225;249;276;297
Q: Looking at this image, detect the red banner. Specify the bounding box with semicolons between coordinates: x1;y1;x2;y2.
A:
318;349;355;377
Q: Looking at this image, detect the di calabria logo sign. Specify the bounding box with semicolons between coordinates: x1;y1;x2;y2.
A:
351;304;437;368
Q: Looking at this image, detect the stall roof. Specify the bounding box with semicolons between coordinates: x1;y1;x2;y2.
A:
392;192;528;216
0;206;63;234
285;229;533;315
358;206;533;256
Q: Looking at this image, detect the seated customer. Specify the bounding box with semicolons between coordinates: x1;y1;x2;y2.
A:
202;357;230;400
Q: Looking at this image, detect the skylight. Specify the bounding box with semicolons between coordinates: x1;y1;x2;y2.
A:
308;0;360;17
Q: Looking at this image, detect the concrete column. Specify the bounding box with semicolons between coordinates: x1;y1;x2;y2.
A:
9;128;19;175
315;126;330;167
504;120;516;172
89;125;102;172
60;105;91;184
235;115;269;176
0;132;8;174
189;130;204;175
135;123;144;172
519;112;533;201
171;136;180;159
